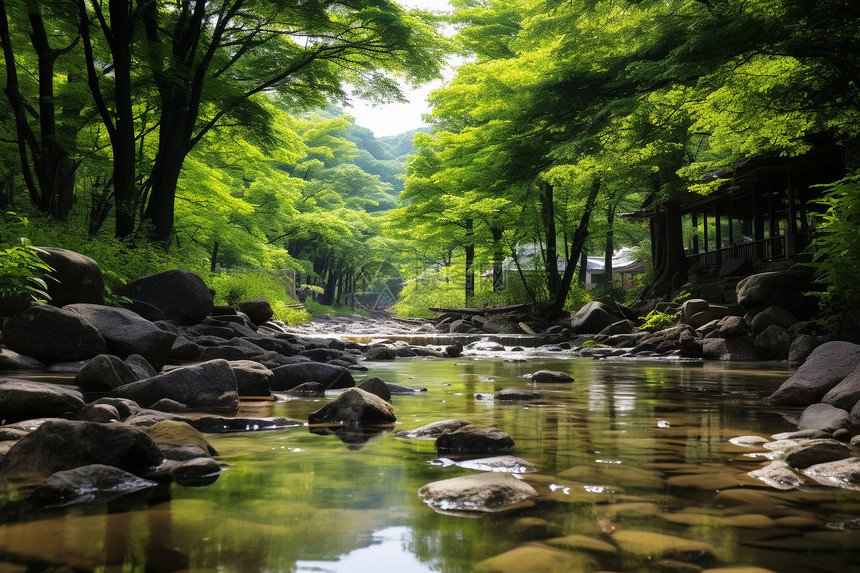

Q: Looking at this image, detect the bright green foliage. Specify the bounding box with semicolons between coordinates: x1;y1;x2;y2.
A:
810;171;860;329
638;309;679;333
0;242;55;304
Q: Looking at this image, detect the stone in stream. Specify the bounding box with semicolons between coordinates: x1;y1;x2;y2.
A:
530;370;574;383
797;403;851;433
64;303;176;370
773;438;850;469
474;545;598;573
364;346;398;360
285;382;325;397
821;363;860;411
145;420;218;461
429;455;537;473
28;464;157;508
610;529;714;562
117;269;214;325
74;354;138;392
766;341;860;405
418;472;537;514
91;397;140;419
238;297;274;326
0;348;44;371
570;301;620;334
110;359;239;414
394;419;472;440
228;360;273;396
496;388;542;401
0;419;163;479
307;388;396;426
436;425;514;455
150;398;191;413
358;376;391;402
2;305;107;363
76;403;121;423
0;379;86;423
801;457;860;490
749;461;807;490
788;334;821;367
187;416;301;433
270;362;355;391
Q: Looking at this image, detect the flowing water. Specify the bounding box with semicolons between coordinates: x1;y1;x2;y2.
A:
2;353;860;572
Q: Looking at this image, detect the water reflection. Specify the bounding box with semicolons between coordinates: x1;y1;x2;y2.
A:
2;356;860;571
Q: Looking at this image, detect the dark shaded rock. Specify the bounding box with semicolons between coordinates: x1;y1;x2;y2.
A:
188;416;300;433
418;472;537;514
680;299;710;324
91;397;140;419
788;334;821;367
124;410;189;428
199;343;263;362
28;464;157;507
74;354;138;392
358;376;391;402
169;335;203;361
445;343;463;358
110;359;239;413
118;269;214;326
238;297;274;325
76;403;121;423
821;363;860;411
0;420;163;478
228;360;273;396
496;388;542;401
271;362;355;391
125;354;157;380
751;306;799;336
119;298;167;322
717;315;749;337
36;247;104;307
702;336;760;360
64;303;176;371
285;382;325;397
436;425;514;455
307;388;396;426
798;403;851;433
778;439;851;468
0;348;44;371
767;341;860;405
597;320;636;336
0;379;85;423
736;270;818;319
158;444;212;462
386;382;428;394
753;324;791;359
510;517;563;541
678;329;703;358
241;336;301;356
2;305;106;363
145;420;217;456
395;419;472;439
531;370;574;383
365;346;397;360
150;398;190;413
212;304;237;315
169;457;222;479
570;301;619;334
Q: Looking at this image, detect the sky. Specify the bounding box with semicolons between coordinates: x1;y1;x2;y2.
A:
343;0;458;137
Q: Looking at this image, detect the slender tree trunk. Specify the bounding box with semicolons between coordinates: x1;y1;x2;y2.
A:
604;203;616;288
491;226;504;293
540;182;560;298
464;218;475;302
549;179;601;317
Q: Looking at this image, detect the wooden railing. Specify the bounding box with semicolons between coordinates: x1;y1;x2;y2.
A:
686;236;785;269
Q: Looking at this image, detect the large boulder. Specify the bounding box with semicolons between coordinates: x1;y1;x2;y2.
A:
271;362;355;391
0;348;44;371
238;297;274;326
110;359;239;413
117;270;213;325
751;306;799;336
767;341;860;405
736;270;818;318
788;334;821;367
2;305;106;363
753;324;791;359
228;360;273;396
821;362;860;411
35;247;104;307
64;304;176;370
570;301;620;334
307;388;395;426
0;379;86;422
797;403;851;433
74;354;138;392
28;464;158;507
0;420;163;479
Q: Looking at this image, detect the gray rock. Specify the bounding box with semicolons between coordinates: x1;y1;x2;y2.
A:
168;335;203;361
74;354;137;392
76;403;121;423
199;344;263;362
365;346;397;360
150;398;191;413
0;419;163;478
387;382;428;394
0;379;85;423
395;419;472;440
821;363;860;411
496;388;542;401
751;306;799;336
788;334;821;367
124;410;191;428
358;376;391;402
307;388;396;426
118;269;214;326
436;425;514;455
418;472;537;514
91;397;140;419
748;460;806;490
767;341;860;405
753;324;791;359
0;348;44;371
431;455;537;473
702;336;760;361
849;399;860;429
680;299;710;324
169;457;222;479
776;438;850;468
28;464;157;507
228;360;273;396
238;297;274;325
570;301;619;334
271;362;355;391
64;303;176;371
2;305;107;363
531;370;574;383
125;354;157;380
801;457;860;490
445;343;463;357
717;315;749;337
597;320;636;336
110;359;239;414
36;247;104;307
797;403;851;433
736;270;818;318
284;382;325;397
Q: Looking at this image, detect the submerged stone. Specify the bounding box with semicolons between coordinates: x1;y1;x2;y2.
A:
611;529;714;561
430;455;536;473
29;464;157;507
395;419;472;440
801;457;860;490
418;472;537;514
474;545;598;573
748;461;806;490
530;370;574;383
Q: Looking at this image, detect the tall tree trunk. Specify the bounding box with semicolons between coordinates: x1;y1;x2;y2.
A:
603;203;616;288
549;179;601;317
464;218;475;302
540;182;560;298
491;226;504;293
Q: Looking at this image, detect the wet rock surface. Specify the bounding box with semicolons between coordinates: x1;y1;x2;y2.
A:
418;472;538;514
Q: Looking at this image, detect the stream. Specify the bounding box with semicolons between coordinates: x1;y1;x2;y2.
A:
2;351;860;572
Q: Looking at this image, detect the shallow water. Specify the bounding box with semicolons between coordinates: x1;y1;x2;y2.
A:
2;355;860;572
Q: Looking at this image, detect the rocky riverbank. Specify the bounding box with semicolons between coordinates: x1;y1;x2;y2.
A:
2;247;860;514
